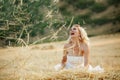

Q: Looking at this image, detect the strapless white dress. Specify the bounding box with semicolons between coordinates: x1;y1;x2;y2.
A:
54;55;104;73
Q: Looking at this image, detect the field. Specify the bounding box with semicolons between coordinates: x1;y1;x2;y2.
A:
0;33;120;80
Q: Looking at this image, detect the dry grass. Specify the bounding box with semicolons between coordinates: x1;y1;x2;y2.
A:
0;33;120;80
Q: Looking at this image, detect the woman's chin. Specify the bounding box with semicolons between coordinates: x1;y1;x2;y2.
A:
70;35;77;38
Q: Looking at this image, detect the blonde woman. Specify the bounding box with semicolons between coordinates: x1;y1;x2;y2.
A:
55;24;104;72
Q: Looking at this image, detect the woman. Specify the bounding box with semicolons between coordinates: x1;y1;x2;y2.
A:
55;24;104;72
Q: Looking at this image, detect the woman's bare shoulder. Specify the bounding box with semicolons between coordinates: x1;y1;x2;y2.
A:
81;42;89;50
83;41;90;47
82;42;90;52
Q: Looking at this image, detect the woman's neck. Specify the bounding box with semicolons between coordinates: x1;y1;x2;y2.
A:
71;37;80;45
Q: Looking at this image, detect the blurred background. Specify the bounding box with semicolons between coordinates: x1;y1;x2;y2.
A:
0;0;120;47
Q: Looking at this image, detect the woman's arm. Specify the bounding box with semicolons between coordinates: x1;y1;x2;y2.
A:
61;44;68;66
83;43;90;68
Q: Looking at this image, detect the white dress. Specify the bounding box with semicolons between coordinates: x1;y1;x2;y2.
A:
54;55;104;73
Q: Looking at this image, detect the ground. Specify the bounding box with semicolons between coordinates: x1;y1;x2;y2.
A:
0;33;120;80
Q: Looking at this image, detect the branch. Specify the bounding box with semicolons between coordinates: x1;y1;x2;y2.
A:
67;16;74;30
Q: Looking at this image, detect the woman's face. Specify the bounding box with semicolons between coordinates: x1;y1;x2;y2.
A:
70;26;80;38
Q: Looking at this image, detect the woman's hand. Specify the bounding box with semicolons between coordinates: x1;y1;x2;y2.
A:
61;55;67;68
62;56;67;63
61;44;68;69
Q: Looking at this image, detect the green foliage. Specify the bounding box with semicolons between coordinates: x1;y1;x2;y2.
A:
66;0;95;9
114;16;120;22
73;17;84;25
53;22;64;29
0;0;120;46
107;0;120;6
30;30;37;37
111;16;120;25
76;0;95;9
73;13;91;25
78;13;91;19
0;0;64;46
59;6;71;16
90;3;107;13
92;18;111;25
62;12;92;27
